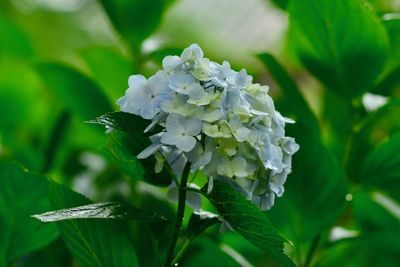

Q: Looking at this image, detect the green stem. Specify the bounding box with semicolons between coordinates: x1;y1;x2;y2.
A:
164;163;191;266
304;233;321;267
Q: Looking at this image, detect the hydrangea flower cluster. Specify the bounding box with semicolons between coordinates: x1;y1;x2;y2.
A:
117;44;299;210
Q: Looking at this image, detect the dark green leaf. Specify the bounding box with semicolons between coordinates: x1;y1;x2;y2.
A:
49;181;139;267
352;190;400;232
288;0;389;98
88;111;153;134
206;180;295;267
270;0;290;10
372;64;400;96
258;53;320;135
32;202;167;223
347;99;400;180
187;211;219;240
268;121;347;259
0;162;58;264
92;112;173;186
359;133;400;201
99;0;174;52
35;63;113;120
316;231;400;267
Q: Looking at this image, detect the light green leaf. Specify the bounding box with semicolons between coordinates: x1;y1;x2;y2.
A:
48;181;139;267
0;15;34;58
206;180;296;267
383;14;400;62
289;0;389;98
99;0;174;52
0;162;58;264
35;63;113;120
359;133;400;201
32;202;167;223
80;48;133;100
258;53;320;135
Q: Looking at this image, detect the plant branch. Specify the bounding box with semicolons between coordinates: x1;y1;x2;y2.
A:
164;162;191;266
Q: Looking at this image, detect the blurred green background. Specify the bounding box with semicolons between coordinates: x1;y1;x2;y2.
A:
1;0;400;266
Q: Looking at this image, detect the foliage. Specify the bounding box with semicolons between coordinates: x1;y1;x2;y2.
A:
0;0;399;266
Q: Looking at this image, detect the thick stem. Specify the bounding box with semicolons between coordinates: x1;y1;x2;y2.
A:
164;163;191;266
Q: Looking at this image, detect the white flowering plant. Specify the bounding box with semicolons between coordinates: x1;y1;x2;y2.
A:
117;43;299;211
98;44;299;265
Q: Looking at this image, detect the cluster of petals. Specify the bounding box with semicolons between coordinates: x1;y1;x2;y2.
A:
117;44;299;210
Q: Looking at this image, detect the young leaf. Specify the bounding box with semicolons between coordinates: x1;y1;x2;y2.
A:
0;162;59;264
359;133;400;201
35;63;113;120
206;180;296;267
258;53;320;135
288;0;389;98
32;202;167;223
48;181;139;267
99;0;174;52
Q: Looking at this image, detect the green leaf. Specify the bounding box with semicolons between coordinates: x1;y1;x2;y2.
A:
35;63;113;120
49;181;139;267
372;64;400;96
187;211;219;240
270;0;290;10
0;15;34;58
206;180;295;267
347;99;400;180
288;0;389;98
146;47;182;63
316;231;400;267
352;190;400;232
0;162;59;264
99;0;174;52
88;111;154;134
32;202;167;223
92;112;173;186
80;48;133;101
383;14;400;62
359;133;400;201
268;121;347;258
258;53;320;135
